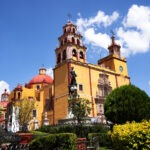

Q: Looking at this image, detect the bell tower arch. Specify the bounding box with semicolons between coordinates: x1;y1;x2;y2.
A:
55;21;87;66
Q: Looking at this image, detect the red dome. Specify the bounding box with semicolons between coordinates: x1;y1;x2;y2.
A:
28;74;53;85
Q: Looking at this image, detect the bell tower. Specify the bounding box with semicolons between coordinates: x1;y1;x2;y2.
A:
108;35;121;58
53;21;87;124
13;84;23;100
55;21;87;66
1;89;9;102
98;35;129;77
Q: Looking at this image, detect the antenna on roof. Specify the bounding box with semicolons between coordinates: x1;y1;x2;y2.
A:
67;13;72;22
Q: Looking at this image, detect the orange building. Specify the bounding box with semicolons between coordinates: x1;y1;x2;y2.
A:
6;21;130;131
53;21;130;124
7;68;53;132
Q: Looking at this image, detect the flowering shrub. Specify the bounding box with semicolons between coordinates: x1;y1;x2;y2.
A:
110;120;150;149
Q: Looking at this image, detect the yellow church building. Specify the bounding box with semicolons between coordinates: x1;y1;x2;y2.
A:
7;21;130;131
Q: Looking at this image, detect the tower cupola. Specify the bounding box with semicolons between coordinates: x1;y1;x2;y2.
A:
14;84;23;100
55;21;87;66
39;67;46;75
1;89;9;102
108;35;121;58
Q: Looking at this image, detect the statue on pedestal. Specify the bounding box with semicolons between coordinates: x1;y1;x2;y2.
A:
69;67;77;95
70;67;77;86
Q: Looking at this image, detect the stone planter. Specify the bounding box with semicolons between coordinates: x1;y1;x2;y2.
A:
76;138;87;150
16;133;33;144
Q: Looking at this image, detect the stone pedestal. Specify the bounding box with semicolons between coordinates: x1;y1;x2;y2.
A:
43;112;49;126
16;133;33;144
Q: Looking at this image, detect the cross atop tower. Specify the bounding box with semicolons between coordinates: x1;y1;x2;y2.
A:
110;30;115;36
67;13;72;22
42;64;45;68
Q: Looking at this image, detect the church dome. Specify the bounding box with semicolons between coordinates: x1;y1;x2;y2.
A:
29;74;53;84
27;67;53;85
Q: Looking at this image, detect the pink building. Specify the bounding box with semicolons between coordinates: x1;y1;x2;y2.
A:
0;89;9;128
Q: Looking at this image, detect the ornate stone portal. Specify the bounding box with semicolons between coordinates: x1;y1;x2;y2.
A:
95;73;112;123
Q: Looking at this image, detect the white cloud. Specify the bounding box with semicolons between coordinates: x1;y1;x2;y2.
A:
0;81;10;97
76;10;119;55
76;10;119;33
77;12;81;17
46;67;54;79
148;81;150;85
84;28;110;49
117;5;150;57
76;4;150;58
123;5;150;32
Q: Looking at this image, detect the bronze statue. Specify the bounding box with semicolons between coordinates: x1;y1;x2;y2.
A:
70;67;77;86
68;67;77;94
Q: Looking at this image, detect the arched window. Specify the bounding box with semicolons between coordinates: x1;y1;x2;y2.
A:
79;51;84;59
73;28;75;33
68;28;71;32
77;39;80;45
61;41;63;46
72;49;77;57
36;85;40;90
18;92;21;99
99;104;102;112
64;29;66;33
104;86;108;97
63;50;66;60
57;53;61;64
72;37;75;44
32;109;37;117
64;37;67;44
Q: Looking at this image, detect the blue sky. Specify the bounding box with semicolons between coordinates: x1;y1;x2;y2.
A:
0;0;150;96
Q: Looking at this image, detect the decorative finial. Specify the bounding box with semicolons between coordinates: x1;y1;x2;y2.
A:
110;30;115;44
42;64;45;68
67;13;72;22
110;30;115;36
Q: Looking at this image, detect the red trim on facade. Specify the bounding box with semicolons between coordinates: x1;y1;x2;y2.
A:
89;67;95;117
76;52;79;61
53;69;55;125
68;62;71;86
115;75;118;87
67;62;71;113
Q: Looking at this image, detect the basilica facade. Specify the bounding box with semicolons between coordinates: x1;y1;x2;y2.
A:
53;21;130;124
1;21;130;131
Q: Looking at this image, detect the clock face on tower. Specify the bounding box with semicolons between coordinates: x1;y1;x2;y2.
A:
119;66;123;72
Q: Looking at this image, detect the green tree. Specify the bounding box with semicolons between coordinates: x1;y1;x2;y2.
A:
104;84;150;124
16;97;35;132
68;95;91;125
68;94;91;137
0;106;3;118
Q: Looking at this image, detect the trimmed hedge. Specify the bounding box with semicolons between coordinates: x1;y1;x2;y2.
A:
30;130;49;135
29;133;77;150
37;123;109;137
110;120;150;150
